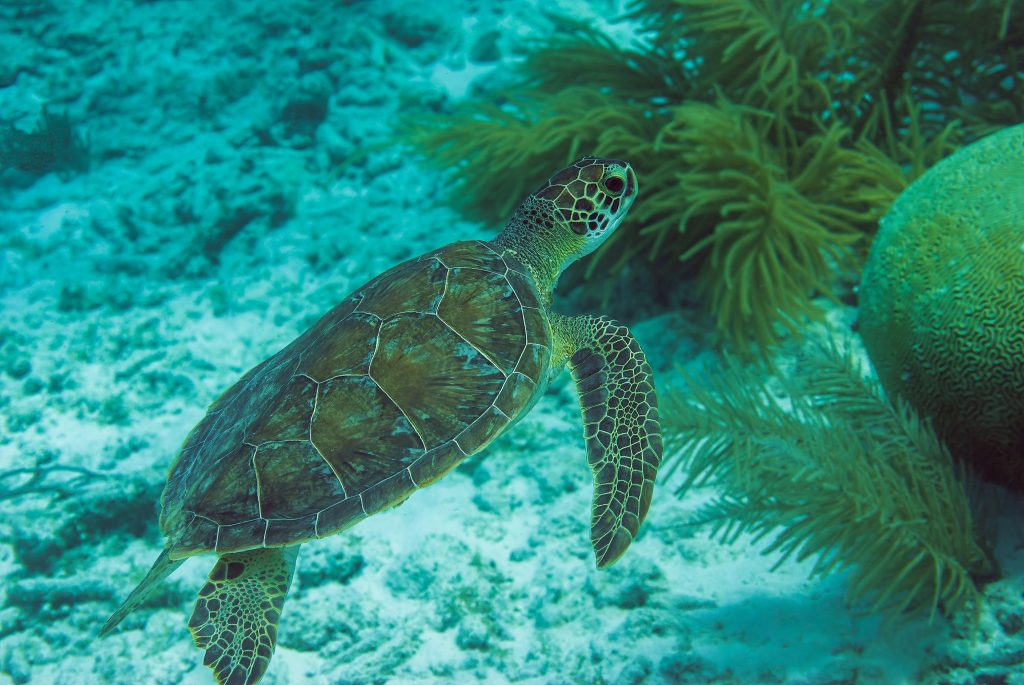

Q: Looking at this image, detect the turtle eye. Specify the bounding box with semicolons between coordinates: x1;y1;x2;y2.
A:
603;175;625;196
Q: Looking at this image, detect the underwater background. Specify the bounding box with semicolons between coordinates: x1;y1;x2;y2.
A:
1;0;1023;683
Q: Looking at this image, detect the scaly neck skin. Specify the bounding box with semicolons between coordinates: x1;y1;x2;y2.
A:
493;206;574;308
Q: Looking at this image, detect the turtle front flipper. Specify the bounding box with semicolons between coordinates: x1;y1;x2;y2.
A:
554;314;662;568
189;545;299;685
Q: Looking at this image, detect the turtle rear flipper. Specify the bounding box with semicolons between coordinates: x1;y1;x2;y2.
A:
189;546;299;685
100;547;184;637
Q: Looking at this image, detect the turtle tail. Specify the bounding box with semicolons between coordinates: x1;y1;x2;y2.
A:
100;547;184;637
189;545;299;685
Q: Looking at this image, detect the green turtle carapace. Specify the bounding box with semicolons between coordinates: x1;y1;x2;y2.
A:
100;157;663;685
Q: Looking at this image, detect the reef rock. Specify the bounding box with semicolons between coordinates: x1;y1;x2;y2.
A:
859;124;1024;488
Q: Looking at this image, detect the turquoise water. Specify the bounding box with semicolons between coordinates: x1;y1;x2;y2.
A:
1;1;1022;684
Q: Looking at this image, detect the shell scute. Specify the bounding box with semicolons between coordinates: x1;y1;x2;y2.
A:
216;518;267;554
356;257;446;318
370;313;506;449
316;496;367;538
515;343;550;385
264;515;317;547
431;240;506;272
311;375;423;491
521;306;548;344
504;267;542;309
362;469;417;516
408;442;466;489
172;516;218;558
437;267;526;374
455;404;510;455
190;443;259;523
295;312;380;381
495;373;536;417
255;441;346;518
246;376;317;444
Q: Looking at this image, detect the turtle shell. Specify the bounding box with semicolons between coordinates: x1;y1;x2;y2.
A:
161;241;551;558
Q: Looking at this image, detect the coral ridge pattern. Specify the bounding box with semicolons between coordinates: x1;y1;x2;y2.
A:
859;123;1024;488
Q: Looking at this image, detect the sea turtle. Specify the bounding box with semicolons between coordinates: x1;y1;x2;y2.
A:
100;157;663;685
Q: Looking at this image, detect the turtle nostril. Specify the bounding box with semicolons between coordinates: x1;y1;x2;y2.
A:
626;168;637;196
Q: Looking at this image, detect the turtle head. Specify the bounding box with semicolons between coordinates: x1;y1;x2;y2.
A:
532;156;638;257
496;157;638;291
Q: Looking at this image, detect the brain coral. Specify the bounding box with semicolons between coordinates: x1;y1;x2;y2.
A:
859;123;1024;489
